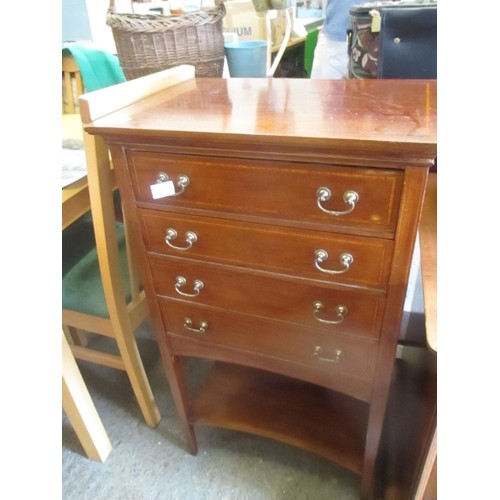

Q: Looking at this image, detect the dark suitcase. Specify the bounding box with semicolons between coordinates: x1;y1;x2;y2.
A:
347;0;437;79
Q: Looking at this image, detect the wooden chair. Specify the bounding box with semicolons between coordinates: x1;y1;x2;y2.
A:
62;331;112;462
62;65;196;429
62;53;84;114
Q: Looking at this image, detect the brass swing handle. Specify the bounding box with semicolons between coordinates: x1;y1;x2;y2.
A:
183;317;208;334
316;187;359;216
314;346;343;363
312;301;348;325
314;250;353;275
165;228;197;251
156;172;190;196
175;276;204;297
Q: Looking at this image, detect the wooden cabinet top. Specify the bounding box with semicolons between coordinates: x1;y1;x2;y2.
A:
87;78;436;165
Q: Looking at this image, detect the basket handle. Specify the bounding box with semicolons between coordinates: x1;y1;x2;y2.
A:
108;0;224;14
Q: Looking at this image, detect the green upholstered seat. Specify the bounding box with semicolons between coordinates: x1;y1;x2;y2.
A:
62;212;132;319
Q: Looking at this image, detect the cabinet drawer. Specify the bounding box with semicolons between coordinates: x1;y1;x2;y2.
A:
159;299;378;381
150;256;385;339
127;152;403;233
141;211;393;289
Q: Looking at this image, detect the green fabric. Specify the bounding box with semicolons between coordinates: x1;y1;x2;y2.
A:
62;213;132;318
63;45;126;92
304;28;319;78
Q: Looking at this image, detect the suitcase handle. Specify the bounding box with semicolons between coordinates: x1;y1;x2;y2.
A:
346;29;353;56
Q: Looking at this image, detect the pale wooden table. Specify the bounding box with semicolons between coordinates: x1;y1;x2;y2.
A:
414;171;437;499
419;172;437;354
62;114;90;229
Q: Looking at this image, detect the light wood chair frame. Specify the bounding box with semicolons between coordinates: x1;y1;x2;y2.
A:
62;331;112;462
62;54;84;114
63;65;196;431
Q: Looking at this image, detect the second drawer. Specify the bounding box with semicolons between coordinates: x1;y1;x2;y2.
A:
141;211;393;290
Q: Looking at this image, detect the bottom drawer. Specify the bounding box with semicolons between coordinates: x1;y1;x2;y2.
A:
159;298;378;381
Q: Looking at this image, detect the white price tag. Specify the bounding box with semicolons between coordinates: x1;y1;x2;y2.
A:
150;180;176;199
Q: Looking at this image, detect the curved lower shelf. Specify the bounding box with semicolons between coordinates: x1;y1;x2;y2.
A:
190;361;369;475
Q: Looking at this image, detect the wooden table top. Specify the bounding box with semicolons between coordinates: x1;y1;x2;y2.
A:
62;114;89;229
87;78;437;163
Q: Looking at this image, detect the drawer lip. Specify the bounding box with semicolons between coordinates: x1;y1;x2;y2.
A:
127;152;403;234
141;210;394;290
105;139;436;168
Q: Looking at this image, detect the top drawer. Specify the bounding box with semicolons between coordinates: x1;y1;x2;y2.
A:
126;151;403;234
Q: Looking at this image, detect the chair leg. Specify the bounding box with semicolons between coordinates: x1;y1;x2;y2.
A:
114;322;161;428
62;332;112;462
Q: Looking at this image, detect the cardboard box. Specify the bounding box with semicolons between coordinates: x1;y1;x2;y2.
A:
223;0;287;47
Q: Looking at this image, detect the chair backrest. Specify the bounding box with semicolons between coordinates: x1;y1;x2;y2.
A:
78;64;195;124
62;54;84;114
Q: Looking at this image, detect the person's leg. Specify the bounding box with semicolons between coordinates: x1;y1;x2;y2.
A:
310;33;349;79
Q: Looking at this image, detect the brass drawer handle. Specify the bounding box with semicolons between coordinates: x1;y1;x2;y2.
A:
316;187;359;216
156;172;190;196
314;346;343;363
175;276;204;297
312;301;348;325
165;228;197;251
314;250;353;275
183;317;208;334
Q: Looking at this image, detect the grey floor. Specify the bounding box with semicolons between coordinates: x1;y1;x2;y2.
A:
62;322;361;500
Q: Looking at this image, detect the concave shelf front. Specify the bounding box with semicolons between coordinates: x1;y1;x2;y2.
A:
191;361;369;475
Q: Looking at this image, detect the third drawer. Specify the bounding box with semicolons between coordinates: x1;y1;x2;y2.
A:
150;255;386;339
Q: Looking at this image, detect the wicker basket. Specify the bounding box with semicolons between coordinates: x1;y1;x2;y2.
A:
106;0;226;79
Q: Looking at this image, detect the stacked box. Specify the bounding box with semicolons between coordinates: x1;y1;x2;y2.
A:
223;0;287;47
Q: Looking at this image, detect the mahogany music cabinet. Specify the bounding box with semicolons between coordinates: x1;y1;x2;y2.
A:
86;77;437;499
